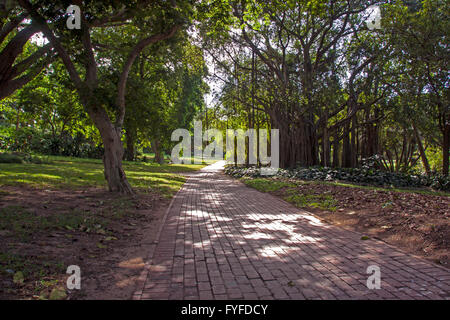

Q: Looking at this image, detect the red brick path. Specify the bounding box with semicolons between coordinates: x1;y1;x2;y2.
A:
133;161;449;300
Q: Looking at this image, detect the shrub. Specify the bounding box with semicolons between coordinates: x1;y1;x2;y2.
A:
0;153;23;163
0;127;103;159
224;165;450;191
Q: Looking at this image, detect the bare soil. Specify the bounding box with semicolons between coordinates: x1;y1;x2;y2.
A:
0;186;170;300
273;182;450;268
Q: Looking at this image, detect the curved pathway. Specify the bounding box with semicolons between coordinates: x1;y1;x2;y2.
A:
133;161;449;300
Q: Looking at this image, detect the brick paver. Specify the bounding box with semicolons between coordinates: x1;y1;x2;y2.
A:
134;161;450;300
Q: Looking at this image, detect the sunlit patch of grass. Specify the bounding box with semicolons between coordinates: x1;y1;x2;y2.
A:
241;177;296;192
0;155;207;197
241;177;338;211
284;192;338;212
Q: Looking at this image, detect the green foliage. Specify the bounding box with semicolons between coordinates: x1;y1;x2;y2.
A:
0;126;103;158
0;153;23;163
226;165;450;191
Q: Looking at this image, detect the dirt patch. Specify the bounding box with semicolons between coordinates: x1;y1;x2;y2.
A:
271;182;449;268
0;186;170;300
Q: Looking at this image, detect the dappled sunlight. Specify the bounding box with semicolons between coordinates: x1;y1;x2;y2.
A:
118;257;145;269
244;231;275;240
0;157;205;198
299;215;325;227
257;244;294;258
116;277;139;288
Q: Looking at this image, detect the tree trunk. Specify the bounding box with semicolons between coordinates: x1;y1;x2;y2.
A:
125;129;135;161
88;108;133;194
413;124;431;175
333;129;340;167
351;116;357;167
443;120;449;176
342;123;351;167
152;139;165;164
322;113;330;167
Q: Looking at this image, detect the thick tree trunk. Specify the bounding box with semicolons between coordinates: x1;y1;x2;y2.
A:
351;116;357;167
276;115;318;169
88;108;133;194
322;113;330;167
332;129;340;168
342;123;351;168
125;129;135;162
443;120;449;176
152;139;165;165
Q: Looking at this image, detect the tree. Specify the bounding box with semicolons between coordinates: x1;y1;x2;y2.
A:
0;6;54;99
18;0;191;193
384;0;449;175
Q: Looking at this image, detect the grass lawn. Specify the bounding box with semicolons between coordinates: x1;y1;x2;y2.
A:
0;155;208;198
241;178;339;211
241;176;450;198
0;155;212;299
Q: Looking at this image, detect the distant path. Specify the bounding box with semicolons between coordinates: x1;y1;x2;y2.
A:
134;161;449;300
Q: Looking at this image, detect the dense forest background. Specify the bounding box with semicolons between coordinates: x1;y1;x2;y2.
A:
0;0;448;191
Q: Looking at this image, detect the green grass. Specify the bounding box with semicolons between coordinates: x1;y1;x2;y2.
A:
0;155;207;197
242;176;449;198
241;177;338;211
0;205;107;242
0;252;65;281
284;192;338;211
241;176;449;212
317;179;450;197
241;178;296;192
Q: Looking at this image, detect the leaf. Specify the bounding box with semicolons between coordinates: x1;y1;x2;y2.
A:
361;236;370;240
104;236;117;241
13;271;24;284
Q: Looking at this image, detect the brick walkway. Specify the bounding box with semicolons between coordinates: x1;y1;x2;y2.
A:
133;161;449;300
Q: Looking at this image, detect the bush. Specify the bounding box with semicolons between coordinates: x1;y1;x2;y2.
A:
224;165;450;191
0;127;103;159
0;153;52;165
0;153;24;164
